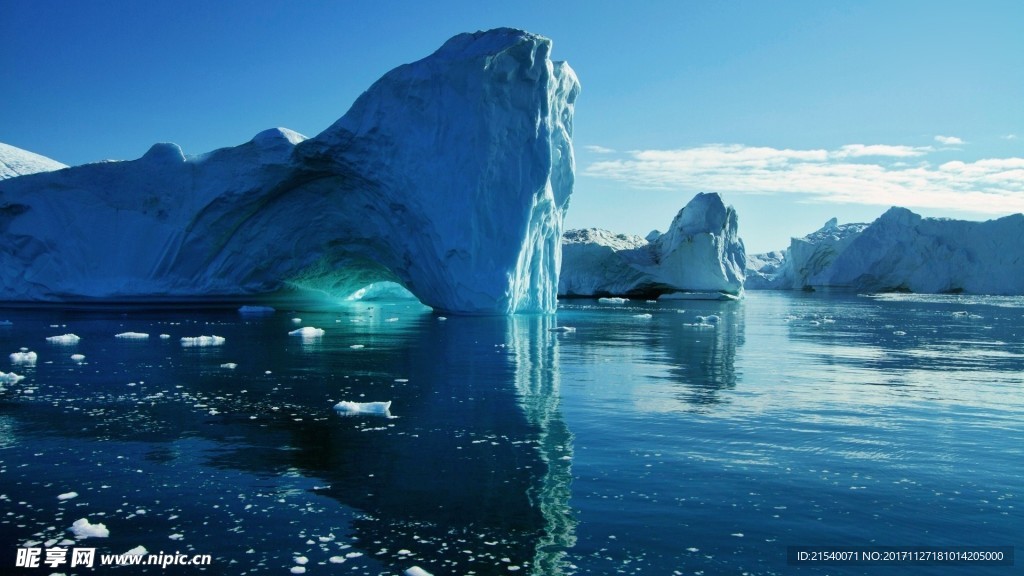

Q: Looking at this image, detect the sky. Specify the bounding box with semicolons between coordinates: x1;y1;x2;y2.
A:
2;0;1021;253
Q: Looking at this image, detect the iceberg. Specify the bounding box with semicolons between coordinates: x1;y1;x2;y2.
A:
69;518;109;539
0;142;67;180
333;400;392;417
746;208;1024;294
559;192;745;298
0;29;579;315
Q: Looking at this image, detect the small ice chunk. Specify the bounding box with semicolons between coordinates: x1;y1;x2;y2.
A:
405;567;434;576
329;556;345;563
70;518;109;539
71;354;86;363
349;344;365;349
893;330;907;336
548;326;575;332
633;313;653;319
159;334;171;339
294;556;309;565
334;401;392;417
124;545;147;556
168;533;184;540
238;305;275;314
115;332;150;339
291;317;302;324
290;567;306;574
9;351;37;365
220;363;238;369
288;327;325;337
704;315;721;325
57;492;78;501
180;335;225;347
46;334;81;345
0;371;25;384
437;316;447;321
598;297;628;304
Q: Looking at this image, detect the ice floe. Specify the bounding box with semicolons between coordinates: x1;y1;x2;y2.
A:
0;371;25;383
598;297;628;304
220;363;238;369
180;335;225;347
334;401;392;417
57;492;78;500
405;567;434;576
71;354;86;363
46;334;81;345
115;332;150;339
288;327;325;337
70;518;109;539
9;350;37;365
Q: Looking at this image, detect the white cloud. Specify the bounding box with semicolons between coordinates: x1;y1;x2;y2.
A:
583;143;1024;215
584;145;616;154
934;135;965;145
1003;134;1018;140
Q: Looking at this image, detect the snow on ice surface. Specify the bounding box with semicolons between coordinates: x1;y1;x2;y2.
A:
46;334;81;345
560;193;745;298
9;351;37;365
70;518;109;539
0;141;68;179
0;29;579;315
334;401;392;417
180;335;225;347
115;332;149;339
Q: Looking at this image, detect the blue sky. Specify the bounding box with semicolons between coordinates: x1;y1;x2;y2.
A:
2;0;1021;252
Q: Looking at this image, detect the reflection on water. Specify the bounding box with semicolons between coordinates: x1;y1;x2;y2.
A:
1;292;1022;575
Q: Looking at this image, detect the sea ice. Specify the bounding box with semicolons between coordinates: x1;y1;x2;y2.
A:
9;351;37;365
598;297;628;304
334;401;392;417
288;327;325;337
220;363;238;369
180;336;225;347
46;334;81;345
71;354;86;362
124;546;147;556
70;518;109;539
405;567;434;576
0;372;24;384
57;492;78;500
115;332;150;339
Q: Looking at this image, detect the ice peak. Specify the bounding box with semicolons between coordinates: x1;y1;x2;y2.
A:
0;142;68;180
141;142;186;163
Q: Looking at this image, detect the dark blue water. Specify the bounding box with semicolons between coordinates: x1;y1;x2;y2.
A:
1;292;1020;575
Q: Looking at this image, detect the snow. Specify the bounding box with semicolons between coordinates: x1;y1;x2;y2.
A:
0;29;579;315
115;332;149;339
0;371;25;384
747;209;1024;294
0;141;67;180
334;400;392;417
9;351;37;365
46;334;81;345
560;193;745;298
180;335;225;347
288;327;325;337
70;518;109;539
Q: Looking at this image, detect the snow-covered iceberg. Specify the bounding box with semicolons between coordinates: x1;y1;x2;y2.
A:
0;142;67;180
746;208;1024;294
0;29;579;315
559;192;746;298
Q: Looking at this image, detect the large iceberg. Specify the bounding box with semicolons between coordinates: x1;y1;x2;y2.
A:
0;142;67;180
559;192;746;298
0;28;579;315
747;208;1024;295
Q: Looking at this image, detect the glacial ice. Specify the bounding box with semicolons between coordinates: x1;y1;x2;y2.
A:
334;400;392;417
746;208;1024;295
0;142;67;180
559;193;745;298
0;28;579;315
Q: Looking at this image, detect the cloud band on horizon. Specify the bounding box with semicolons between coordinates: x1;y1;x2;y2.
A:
583;143;1024;215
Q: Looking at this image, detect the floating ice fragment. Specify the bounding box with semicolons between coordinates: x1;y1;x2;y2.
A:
71;354;86;363
704;314;721;325
893;330;907;336
115;332;149;339
159;334;171;339
598;297;628;304
290;568;306;574
238;305;275;314
633;313;653;319
46;334;81;345
329;556;345;563
730;532;744;537
334;401;392;417
0;371;25;384
548;326;576;332
124;545;147;556
437;316;447;321
952;311;969;317
180;335;225;347
291;318;302;324
168;533;184;540
70;518;109;539
294;556;309;565
9;351;37;365
288;327;325;337
405;567;433;576
57;492;78;500
349;344;365;349
220;363;238;369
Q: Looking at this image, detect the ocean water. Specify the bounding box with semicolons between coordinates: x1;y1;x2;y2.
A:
0;291;1020;575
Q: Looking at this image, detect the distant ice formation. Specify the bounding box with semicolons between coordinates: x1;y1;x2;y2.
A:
746;208;1024;294
559;192;746;298
0;28;579;315
334;400;392;417
180;335;225;347
70;518;109;539
0;142;67;180
46;334;81;345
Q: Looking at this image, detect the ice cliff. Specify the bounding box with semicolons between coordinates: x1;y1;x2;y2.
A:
559;192;746;298
0;29;580;314
0;142;67;180
746;208;1024;295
